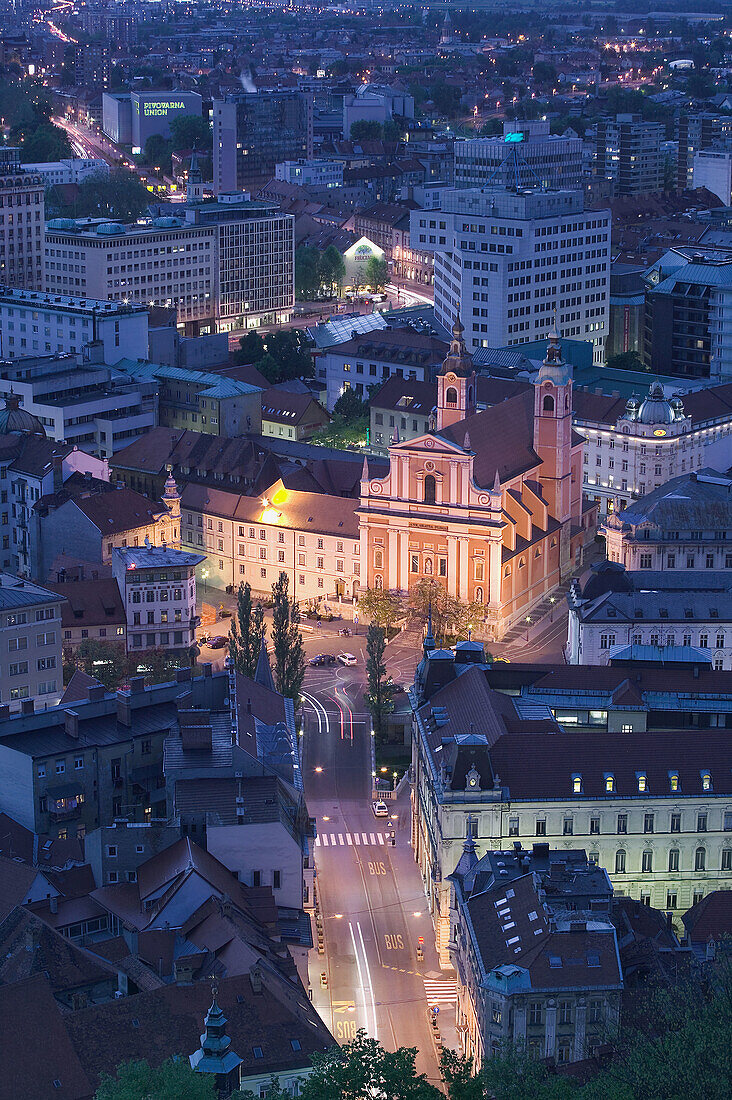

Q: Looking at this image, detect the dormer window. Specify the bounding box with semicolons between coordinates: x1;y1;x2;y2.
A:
701;771;712;792
604;773;615;793
572;773;582;794
669;771;680;792
636;772;647;793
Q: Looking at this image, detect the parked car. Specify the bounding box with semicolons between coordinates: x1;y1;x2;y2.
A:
206;636;227;649
337;652;357;666
309;653;336;667
372;801;389;817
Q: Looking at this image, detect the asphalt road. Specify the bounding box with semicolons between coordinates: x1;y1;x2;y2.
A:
301;653;448;1086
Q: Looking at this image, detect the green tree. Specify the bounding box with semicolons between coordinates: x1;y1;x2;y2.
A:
18;123;72;163
236;1078;294;1100
332;388;368;423
364;255;389;291
532;61;558;85
235;331;265;364
439;1050;486;1100
430;80;462;118
168;114;212;153
295;1030;442;1099
319;244;346;296
295;245;321;298
407;579;483;644
270;571;306;701
357;587;404;630
606;350;644;372
75;639;131;691
52;169;152;221
365;623;395;741
384;117;404;142
144;132;170;173
95;1058;218;1100
350;119;383;141
228;581;265;679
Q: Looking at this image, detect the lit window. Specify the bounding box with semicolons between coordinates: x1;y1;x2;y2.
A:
637;773;647;793
605;773;615;793
572;774;582;794
701;771;712;791
669;772;679;792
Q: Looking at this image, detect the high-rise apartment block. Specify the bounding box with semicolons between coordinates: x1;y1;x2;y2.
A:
213;91;313;195
677;112;732;191
411;188;610;361
0;153;45;291
595;114;664;196
454;120;584;191
74;42;110;91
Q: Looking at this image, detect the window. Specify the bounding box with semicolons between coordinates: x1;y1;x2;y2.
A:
558;1001;572;1026
528;1002;542;1026
445;386;457;406
424;475;436;505
572;774;582;794
695;847;706;872
74;756;83;770
273;870;281;889
697;812;708;832
252;1047;263;1060
642;850;653;873
701;771;712;792
670;812;681;833
722;849;732;871
724;811;732;832
666;891;678;910
543;393;555;412
535;818;546;836
508;816;519;837
605;774;615;793
617;814;627;834
644;813;654;833
55;760;65;775
668;849;679;872
106;845;117;857
410;554;419;573
563;816;573;835
590;816;600;835
615;849;626;873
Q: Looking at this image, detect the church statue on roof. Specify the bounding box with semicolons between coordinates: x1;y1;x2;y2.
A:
358;320;591;639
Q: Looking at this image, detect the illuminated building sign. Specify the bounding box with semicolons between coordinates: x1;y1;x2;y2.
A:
143;101;186;117
504;132;524;143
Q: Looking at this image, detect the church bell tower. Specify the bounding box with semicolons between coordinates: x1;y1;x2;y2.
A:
435;318;477;432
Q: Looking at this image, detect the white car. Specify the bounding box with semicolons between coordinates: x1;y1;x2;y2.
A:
337;652;357;666
372;801;389;817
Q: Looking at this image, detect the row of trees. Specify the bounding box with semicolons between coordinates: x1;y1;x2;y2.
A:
0;81;73;162
295;245;346;299
63;639;185;692
233;328;314;385
228;574;305;702
141;115;213;176
359;579;485;644
47;169;152;222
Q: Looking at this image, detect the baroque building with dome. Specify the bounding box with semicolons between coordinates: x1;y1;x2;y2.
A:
359;322;596;638
572;378;732;521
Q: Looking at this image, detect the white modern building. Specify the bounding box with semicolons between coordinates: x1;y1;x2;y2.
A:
574;379;732;520
275;159;343;190
0;573;65;711
23;159;109;187
44;195;294;336
566;562;732;669
111;542;205;657
411;188;610;361
454;120;584;191
0;159;45;291
692;149;732;205
0;288;149;361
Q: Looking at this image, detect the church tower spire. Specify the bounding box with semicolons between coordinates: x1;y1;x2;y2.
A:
435;318;477;432
189;980;243;1096
534;325;574;570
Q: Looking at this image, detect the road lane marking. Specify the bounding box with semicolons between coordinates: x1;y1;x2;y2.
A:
369;833;377;845
320;835;328;846
337;834;345;845
315;832;392;848
346;833;353;845
349;921;369;1039
357;921;378;1042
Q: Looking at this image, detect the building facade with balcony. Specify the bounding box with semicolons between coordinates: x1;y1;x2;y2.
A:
111;539;205;659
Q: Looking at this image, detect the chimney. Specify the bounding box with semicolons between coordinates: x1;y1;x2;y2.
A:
116;691;132;727
202;662;212;678
49;896;58;915
569;920;587;934
173;960;193;984
64;709;80;739
87;684;105;703
24;925;39;952
129;675;146;694
175;667;191;683
0;704;9;722
21;699;34;716
52;455;63;493
249;964;263;994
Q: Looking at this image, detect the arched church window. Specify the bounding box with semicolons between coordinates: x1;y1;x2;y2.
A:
445;387;457;406
565;395;569;411
467;385;473;405
424;474;436;504
543;394;555;412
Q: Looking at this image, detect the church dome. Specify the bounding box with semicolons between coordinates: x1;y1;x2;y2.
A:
637;381;676;425
0;392;46;437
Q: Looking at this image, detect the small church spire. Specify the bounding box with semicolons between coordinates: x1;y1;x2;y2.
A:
254;635;275;691
189;979;243;1096
435;316;477;431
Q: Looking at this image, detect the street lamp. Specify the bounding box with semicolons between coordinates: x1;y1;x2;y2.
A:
549;596;556;622
525;616;532;642
201;568;209;594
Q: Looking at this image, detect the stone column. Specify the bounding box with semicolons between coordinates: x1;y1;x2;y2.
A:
514;1000;527;1046
399;528;409;593
447;537;458;598
544;999;557;1061
388;528;398;589
458;536;469;601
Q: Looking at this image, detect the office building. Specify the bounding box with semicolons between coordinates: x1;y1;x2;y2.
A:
410;641;732;964
677;113;732;191
0;349;158;460
692;149;732;206
454;120;584;191
21;159;108;188
0;573;64;711
643;247;732;381
412;188;610;360
102;91;203;153
0;288;148;361
275;159;343;190
213;91;313;195
45;195;294;335
111;541;204;658
317;326;447;410
595;114;664;196
0;156;45;291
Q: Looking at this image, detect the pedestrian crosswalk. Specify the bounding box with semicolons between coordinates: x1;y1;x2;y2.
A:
314;831;390;847
423;977;458;1006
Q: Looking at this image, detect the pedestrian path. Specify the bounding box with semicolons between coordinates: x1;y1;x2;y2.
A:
314;831;391;847
423;977;458;1006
